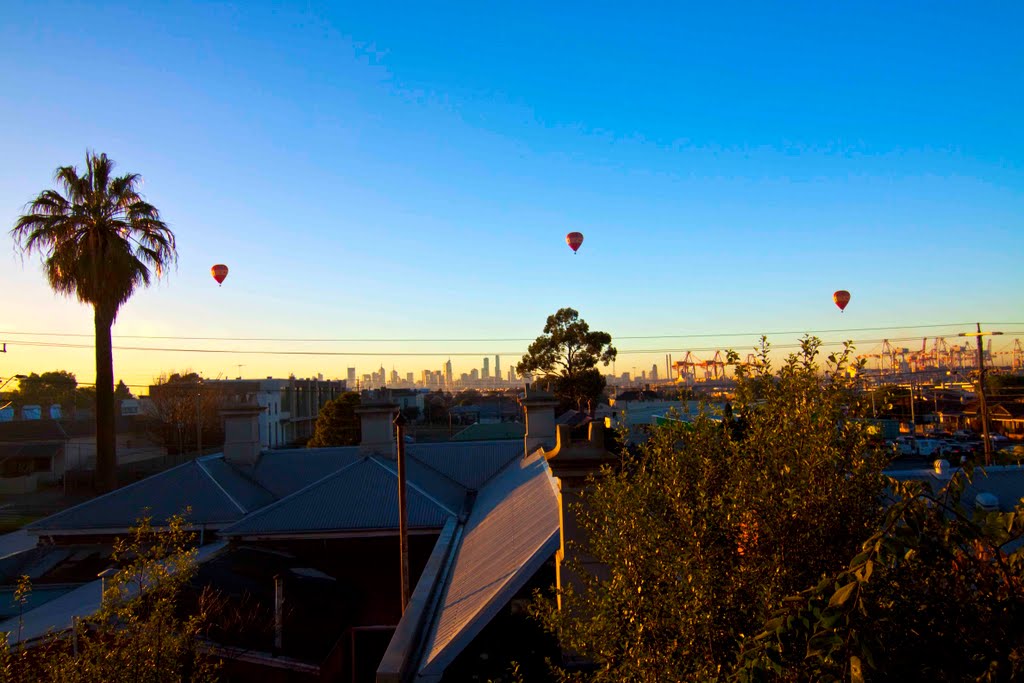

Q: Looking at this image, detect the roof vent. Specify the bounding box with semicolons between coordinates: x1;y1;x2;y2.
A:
975;492;1000;512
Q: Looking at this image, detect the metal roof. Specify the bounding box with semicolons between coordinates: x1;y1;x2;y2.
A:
196;456;277;512
1;541;228;646
220;457;454;537
416;452;560;678
0;420;67;442
407;441;521;490
243;447;364;498
889;463;1024;512
27;461;247;532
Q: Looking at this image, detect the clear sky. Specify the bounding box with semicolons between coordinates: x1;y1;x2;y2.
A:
1;1;1022;391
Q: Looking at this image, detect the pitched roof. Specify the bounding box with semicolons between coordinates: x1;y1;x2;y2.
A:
220;457;454;536
27;460;248;532
243;447;364;499
26;441;519;537
0;421;68;443
416;452;560;678
406;441;521;490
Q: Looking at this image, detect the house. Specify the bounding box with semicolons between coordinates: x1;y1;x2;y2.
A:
1;388;597;682
147;376;347;449
0;420;68;494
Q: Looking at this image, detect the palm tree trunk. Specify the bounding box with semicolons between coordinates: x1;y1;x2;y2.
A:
94;306;117;492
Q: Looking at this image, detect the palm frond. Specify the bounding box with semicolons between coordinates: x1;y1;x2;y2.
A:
10;152;177;313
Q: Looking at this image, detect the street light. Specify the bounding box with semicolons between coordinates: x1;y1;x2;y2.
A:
959;323;1003;465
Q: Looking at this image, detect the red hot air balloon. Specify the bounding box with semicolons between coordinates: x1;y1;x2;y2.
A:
211;264;229;286
566;232;584;254
833;290;851;312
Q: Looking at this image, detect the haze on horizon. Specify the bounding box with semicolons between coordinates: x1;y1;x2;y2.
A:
1;2;1021;387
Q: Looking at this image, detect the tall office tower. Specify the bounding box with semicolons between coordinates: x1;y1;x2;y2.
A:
406;372;414;383
651;364;658;380
482;357;490;380
495;355;501;382
347;367;356;384
445;359;453;386
471;368;479;381
421;369;431;386
390;369;400;385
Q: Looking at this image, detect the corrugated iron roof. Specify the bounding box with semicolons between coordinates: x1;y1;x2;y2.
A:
416;452;560;678
221;457;454;536
196;456;277;512
28;461;247;532
244;447;363;498
372;456;467;515
407;441;521;490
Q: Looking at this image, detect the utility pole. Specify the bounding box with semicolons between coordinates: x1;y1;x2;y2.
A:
195;377;203;456
909;380;915;435
394;412;410;614
960;323;1003;466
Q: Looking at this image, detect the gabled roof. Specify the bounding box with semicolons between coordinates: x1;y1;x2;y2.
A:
415;452;560;679
28;460;248;533
220;457;454;536
0;420;68;443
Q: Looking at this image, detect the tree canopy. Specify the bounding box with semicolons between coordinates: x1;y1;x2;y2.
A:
308;392;362;447
0;513;218;682
516;308;616;411
532;337;1024;681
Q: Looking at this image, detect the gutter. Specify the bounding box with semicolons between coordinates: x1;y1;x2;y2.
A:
376;517;462;683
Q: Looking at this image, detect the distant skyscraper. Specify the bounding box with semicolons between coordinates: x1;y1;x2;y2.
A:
347;367;356;384
482;357;490;380
406;372;414;383
651;364;658;380
495;355;500;382
445;359;453;386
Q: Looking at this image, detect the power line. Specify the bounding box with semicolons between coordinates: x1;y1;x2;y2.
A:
0;322;1021;344
5;334;1020;357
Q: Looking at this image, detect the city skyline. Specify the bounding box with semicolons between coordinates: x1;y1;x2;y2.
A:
1;3;1022;387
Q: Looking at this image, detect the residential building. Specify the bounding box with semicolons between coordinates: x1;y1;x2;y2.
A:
2;391;589;682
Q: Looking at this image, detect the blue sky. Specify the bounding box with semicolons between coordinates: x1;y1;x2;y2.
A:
1;1;1022;387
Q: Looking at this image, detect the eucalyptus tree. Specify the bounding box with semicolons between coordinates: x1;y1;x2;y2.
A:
12;152;176;491
517;307;617;411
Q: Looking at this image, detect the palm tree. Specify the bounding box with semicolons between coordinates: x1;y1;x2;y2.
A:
12;152;176;491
